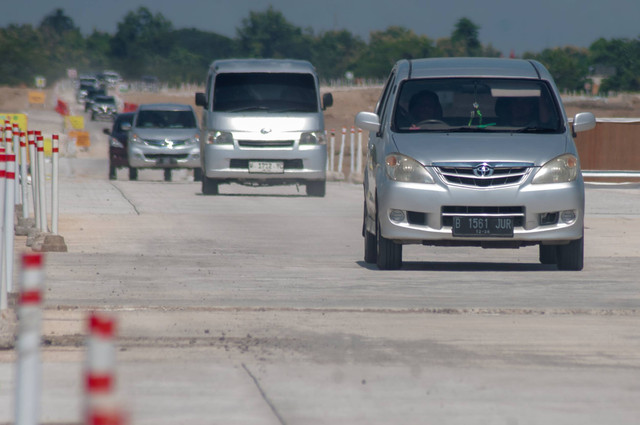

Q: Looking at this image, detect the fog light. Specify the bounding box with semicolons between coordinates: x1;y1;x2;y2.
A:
561;210;577;224
389;209;405;223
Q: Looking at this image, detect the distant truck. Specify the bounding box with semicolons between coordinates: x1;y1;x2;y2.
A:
195;59;333;196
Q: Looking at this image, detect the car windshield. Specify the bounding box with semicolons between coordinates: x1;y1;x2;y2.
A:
213;73;318;113
136;110;196;129
94;96;115;105
393;78;563;133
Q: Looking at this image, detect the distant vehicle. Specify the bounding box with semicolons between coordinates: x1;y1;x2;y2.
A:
141;75;160;92
99;70;122;88
355;57;596;270
84;87;107;112
90;95;118;121
76;75;100;103
126;103;201;182
103;112;135;180
194;58;333;196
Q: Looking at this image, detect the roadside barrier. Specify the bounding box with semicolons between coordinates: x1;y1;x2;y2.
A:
328;126;365;182
85;312;126;425
15;252;44;425
4;135;15;292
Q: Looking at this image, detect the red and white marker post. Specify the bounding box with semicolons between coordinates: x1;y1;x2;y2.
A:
51;134;59;235
15;252;45;425
85;312;126;425
28;131;39;229
19;132;29;219
4;138;15;292
36;133;47;232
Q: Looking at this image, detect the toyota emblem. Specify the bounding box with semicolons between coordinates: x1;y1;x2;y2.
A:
473;163;494;177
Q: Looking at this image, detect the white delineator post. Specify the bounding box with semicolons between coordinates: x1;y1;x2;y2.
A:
4;144;15;292
36;133;47;232
85;312;125;425
329;129;335;172
349;126;355;179
15;252;45;425
0;132;6;302
19;132;28;219
337;127;346;177
51;134;59;235
12;123;20;205
356;128;363;175
28;131;39;230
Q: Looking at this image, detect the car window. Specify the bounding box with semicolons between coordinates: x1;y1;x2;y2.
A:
213;73;318;113
393;78;562;133
136;110;197;129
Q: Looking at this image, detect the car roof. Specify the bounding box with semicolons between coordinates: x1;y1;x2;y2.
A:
210;58;316;74
399;57;552;81
137;103;194;111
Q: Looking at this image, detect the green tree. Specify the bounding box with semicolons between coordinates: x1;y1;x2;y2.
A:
451;17;482;56
236;6;313;59
311;30;366;80
0;24;46;85
38;9;86;81
524;46;590;92
589;37;640;92
353;26;435;78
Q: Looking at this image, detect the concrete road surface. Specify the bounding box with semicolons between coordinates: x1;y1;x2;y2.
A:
0;100;639;424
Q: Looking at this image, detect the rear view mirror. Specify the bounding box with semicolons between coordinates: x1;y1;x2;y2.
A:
322;93;333;110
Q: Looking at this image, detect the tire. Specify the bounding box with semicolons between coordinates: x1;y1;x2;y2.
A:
164;169;172;182
202;176;219;195
539;244;557;265
109;164;117;180
363;202;377;263
129;167;138;181
194;168;203;182
376;215;402;270
556;237;584;271
306;181;326;197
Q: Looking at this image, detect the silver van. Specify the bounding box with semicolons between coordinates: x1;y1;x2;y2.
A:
195;59;333;196
355;58;596;270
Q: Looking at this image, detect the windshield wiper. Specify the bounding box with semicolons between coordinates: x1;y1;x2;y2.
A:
227;105;270;112
445;126;496;132
512;127;557;133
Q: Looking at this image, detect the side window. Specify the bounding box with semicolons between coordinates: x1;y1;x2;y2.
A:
375;71;396;133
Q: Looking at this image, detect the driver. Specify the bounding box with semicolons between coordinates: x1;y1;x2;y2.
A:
408;90;443;128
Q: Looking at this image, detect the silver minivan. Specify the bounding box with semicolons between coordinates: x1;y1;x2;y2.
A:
126;103;201;182
355;58;596;270
195;59;333;196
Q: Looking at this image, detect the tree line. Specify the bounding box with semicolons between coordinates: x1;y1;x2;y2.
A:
0;6;638;94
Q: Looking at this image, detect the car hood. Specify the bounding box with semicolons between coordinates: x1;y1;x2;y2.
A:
391;132;569;167
132;128;199;139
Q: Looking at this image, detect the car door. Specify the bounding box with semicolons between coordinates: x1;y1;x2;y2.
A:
364;70;397;234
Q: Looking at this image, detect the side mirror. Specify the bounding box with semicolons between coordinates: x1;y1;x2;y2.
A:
322;93;333;110
355;111;380;133
572;112;596;135
195;92;207;108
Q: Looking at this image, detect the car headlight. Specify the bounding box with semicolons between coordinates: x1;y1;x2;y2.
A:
385;153;434;184
185;134;200;145
300;131;326;145
130;133;141;144
205;131;233;145
109;137;124;148
532;154;579;184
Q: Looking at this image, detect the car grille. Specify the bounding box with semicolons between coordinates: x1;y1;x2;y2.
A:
142;139;189;147
238;140;295;148
441;205;525;227
434;162;533;187
229;159;303;169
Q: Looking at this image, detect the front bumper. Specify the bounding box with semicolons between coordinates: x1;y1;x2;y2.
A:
128;144;200;169
202;143;327;183
377;177;584;245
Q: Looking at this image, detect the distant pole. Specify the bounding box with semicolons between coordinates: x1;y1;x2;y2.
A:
51;135;59;235
329;129;335;172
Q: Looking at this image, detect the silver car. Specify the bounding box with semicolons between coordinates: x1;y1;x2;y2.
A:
355;58;596;270
127;103;201;182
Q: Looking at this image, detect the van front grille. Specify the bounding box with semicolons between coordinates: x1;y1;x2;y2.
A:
238;140;295;148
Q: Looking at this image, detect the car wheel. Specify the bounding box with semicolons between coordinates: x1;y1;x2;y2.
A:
164;169;172;182
306;181;326;197
556;237;584;271
202;176;219;195
129;167;138;181
363;203;377;263
539;244;557;265
193;168;203;182
109;164;117;180
376;214;402;270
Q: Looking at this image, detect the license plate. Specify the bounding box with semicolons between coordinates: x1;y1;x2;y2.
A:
156;157;177;165
452;216;514;237
248;161;284;173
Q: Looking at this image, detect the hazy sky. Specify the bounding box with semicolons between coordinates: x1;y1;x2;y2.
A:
3;0;640;56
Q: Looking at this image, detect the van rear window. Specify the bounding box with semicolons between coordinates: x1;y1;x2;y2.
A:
213;73;318;113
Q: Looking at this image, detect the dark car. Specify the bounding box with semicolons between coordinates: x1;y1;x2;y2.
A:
103;112;136;180
90;95;118;121
84;87;107;112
